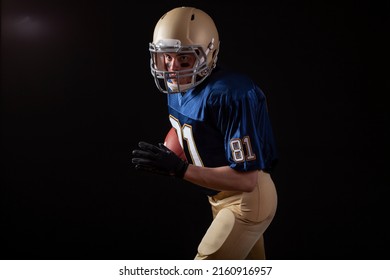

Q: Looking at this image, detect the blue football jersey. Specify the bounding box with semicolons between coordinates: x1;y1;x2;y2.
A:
167;67;278;195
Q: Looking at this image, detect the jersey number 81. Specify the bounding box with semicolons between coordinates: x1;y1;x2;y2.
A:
170;115;256;166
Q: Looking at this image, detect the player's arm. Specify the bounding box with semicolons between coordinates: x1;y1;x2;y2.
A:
183;165;258;193
131;141;258;192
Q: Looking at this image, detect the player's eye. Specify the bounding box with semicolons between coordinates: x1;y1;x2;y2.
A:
178;55;190;62
164;54;173;61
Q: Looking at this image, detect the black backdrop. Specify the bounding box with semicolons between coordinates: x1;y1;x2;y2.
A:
1;0;388;260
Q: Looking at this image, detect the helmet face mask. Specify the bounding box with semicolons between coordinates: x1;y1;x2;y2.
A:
149;40;211;94
149;7;220;94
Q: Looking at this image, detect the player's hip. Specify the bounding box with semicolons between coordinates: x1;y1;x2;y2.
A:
208;170;277;222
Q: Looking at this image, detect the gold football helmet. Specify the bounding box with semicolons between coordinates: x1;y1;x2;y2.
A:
149;7;220;93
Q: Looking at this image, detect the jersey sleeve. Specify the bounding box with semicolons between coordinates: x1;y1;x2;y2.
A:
208;85;278;172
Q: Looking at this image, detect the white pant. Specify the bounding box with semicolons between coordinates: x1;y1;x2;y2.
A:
194;170;278;260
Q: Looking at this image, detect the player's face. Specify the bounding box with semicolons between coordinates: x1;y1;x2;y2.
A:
163;52;196;85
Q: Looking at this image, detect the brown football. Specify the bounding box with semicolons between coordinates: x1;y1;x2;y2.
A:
163;127;187;161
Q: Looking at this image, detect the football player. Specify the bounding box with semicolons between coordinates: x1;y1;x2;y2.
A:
131;6;278;260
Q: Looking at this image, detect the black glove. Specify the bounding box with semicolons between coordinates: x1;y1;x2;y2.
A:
131;141;189;178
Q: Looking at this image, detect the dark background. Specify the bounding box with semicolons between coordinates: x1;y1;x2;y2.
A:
1;0;388;259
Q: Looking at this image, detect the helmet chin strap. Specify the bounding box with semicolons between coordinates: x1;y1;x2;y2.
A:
167;81;193;93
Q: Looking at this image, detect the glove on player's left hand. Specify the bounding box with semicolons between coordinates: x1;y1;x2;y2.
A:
131;141;189;178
